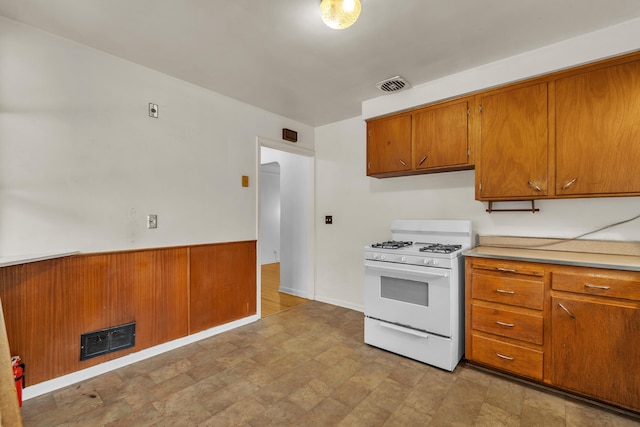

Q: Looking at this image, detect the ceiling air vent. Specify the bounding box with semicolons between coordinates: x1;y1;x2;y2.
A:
376;76;411;93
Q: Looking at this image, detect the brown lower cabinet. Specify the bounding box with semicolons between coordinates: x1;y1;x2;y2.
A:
0;240;256;386
551;295;640;411
465;257;640;413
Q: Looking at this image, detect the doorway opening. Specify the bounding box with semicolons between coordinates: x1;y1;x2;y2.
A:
258;138;315;317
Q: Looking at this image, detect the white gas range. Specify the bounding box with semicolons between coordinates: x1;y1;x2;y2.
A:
363;219;473;371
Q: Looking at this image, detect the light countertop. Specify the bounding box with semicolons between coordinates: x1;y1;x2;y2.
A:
464;244;640;272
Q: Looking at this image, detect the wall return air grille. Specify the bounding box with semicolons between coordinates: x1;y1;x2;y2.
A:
80;322;136;361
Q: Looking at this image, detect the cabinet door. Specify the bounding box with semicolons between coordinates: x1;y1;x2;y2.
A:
366;115;412;176
551;296;640;411
413;99;470;170
555;60;640;196
477;83;548;199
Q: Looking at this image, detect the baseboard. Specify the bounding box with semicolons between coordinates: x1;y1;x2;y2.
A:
314;295;363;313
22;314;260;401
278;285;307;298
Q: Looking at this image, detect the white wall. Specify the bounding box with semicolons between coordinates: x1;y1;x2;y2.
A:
260;147;312;298
259;163;281;264
315;19;640;311
0;16;314;256
363;17;640;120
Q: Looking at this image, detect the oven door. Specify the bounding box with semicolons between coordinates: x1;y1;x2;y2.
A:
364;259;451;337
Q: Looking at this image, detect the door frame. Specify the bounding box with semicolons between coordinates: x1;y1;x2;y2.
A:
256;136;315;317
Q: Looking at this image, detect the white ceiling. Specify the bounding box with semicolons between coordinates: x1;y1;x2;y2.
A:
1;1;640;126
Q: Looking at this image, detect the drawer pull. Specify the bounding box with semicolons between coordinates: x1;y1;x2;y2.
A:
496;321;515;327
558;303;576;319
379;322;430;339
497;268;517;273
399;159;408;167
585;283;610;290
496;353;515;361
496;289;515;295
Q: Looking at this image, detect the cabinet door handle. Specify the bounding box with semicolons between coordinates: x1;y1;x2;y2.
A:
562;177;577;190
418;155;428;165
497;267;517;273
496;353;515;361
585;283;610;290
496;289;515;295
399;159;407;167
496;321;515;327
558;303;575;318
527;181;542;191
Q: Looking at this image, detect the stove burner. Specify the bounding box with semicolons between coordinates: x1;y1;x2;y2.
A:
371;241;413;250
419;244;462;254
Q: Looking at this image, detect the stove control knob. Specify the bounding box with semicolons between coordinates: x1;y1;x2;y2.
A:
423;259;429;265
432;259;439;266
372;253;378;260
401;256;407;262
380;255;386;260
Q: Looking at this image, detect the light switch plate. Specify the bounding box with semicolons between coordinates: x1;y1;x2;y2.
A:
147;214;158;229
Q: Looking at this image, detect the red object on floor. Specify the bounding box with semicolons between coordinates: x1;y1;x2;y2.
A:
11;356;24;407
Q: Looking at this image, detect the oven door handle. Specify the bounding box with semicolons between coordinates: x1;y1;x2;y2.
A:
379;322;431;338
364;262;449;278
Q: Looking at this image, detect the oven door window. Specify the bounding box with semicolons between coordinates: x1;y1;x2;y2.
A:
380;276;428;307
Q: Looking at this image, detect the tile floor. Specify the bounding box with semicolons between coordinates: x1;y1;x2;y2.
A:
21;302;640;426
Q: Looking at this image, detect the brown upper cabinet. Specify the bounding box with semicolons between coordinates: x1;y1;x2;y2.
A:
366;97;474;178
367;50;640;202
476;83;549;200
555;58;640;197
366;114;412;176
476;51;640;201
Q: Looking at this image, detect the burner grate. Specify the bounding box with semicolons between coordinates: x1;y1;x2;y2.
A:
371;241;413;249
419;244;462;254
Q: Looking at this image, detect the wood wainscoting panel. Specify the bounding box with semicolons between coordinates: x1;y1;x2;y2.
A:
107;247;189;351
190;241;257;333
0;256;110;385
0;242;254;386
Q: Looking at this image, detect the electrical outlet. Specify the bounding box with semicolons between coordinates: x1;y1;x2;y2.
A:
149;103;158;118
147;214;158;229
325;215;333;225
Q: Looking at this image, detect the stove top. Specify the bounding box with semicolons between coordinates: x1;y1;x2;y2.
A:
365;219;473;266
368;241;463;254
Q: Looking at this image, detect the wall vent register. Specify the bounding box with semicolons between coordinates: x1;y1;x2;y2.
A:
80;322;136;361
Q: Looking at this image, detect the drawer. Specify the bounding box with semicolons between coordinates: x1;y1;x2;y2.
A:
552;270;640;301
470;261;543;277
472;304;543;345
364;317;460;372
471;273;544;310
471;334;543;380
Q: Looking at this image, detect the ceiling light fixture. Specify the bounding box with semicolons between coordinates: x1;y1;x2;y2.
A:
320;0;361;30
